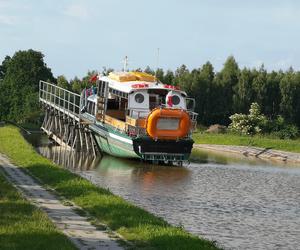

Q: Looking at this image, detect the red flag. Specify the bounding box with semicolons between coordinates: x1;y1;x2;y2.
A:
89;74;98;82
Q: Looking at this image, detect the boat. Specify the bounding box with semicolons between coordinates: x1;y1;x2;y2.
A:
79;71;198;165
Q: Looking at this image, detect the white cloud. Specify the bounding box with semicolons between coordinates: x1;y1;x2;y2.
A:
63;2;89;19
0;15;16;25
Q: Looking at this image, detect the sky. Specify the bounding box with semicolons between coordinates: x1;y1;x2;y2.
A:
0;0;299;79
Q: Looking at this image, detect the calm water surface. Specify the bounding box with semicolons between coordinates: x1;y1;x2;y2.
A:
25;133;300;250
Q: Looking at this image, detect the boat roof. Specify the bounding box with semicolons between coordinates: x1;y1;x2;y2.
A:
98;72;187;96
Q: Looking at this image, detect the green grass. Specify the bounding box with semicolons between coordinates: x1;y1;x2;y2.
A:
0;171;76;250
193;132;300;153
0;126;218;250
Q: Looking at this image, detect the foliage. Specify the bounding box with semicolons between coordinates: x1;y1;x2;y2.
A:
273;124;299;139
229;103;267;135
0;49;54;123
265;116;299;139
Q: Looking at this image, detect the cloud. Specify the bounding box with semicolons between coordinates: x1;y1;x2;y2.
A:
63;2;89;19
0;15;16;25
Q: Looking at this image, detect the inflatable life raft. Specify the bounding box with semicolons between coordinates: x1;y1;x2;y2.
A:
108;71;156;82
146;108;191;140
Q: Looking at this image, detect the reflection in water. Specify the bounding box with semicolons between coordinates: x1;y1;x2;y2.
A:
38;146;101;171
31;133;300;250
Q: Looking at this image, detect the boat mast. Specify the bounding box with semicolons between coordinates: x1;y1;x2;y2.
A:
123;56;128;72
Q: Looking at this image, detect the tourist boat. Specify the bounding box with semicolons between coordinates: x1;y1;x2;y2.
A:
80;71;198;165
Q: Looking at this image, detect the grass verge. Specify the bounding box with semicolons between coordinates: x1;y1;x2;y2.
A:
0;125;218;250
193;132;300;153
0;171;76;250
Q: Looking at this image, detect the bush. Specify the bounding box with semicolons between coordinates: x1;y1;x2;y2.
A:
229;103;267;136
272;124;299;139
265;116;299;139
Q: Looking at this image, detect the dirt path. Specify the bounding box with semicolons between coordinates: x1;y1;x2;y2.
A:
194;144;300;165
0;154;123;250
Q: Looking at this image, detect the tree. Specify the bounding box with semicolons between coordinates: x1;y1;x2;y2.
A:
57;75;70;90
174;64;191;93
164;70;175;85
234;68;254;113
0;49;54;122
155;68;164;82
144;66;155;75
70;77;82;94
214;56;240;124
252;65;267;109
280;70;300;127
191;62;215;125
263;71;282;118
0;56;11;81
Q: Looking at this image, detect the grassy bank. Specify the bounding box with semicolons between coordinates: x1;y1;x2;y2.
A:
0;125;218;250
193;132;300;153
0;172;75;250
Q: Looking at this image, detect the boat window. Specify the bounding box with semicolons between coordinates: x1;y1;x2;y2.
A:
149;95;158;110
135;93;144;103
106;96;127;121
157;118;180;130
172;95;180;105
87;101;95;116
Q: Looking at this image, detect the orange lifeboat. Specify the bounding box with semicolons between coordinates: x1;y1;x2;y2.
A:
146;108;191;140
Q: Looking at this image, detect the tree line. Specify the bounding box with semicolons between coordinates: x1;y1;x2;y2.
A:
1;50;300;132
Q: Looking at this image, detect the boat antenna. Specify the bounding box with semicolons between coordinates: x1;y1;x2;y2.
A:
155;48;160;84
123;56;129;72
156;48;160;74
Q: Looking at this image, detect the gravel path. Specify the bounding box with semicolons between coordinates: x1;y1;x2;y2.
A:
194;144;300;164
0;154;123;250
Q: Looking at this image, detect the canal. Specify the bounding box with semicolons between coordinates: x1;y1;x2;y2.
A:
25;133;300;250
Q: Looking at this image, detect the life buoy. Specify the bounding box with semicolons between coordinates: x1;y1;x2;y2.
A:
146;108;191;140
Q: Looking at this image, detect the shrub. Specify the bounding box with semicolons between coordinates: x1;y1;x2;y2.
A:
229;102;267;136
272;124;299;139
265;116;299;139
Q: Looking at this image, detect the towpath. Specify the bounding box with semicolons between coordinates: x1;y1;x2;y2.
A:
0;154;123;250
195;144;300;164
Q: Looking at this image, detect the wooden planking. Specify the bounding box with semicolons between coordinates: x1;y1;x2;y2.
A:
105;115;126;131
126;116;146;128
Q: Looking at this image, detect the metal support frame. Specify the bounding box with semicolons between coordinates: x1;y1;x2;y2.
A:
39;81;98;154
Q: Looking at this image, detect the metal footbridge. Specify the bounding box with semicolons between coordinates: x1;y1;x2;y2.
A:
39;80;97;155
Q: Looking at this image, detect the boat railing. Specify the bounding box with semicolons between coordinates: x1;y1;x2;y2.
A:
126;109;147;137
39;81;81;121
188;111;198;131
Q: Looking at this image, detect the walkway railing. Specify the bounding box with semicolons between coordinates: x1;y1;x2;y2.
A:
39;80;81;121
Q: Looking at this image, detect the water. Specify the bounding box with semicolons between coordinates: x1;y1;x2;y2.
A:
25;133;300;250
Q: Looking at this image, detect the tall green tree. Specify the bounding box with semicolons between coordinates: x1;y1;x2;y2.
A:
174;64;192;93
0;49;54;122
215;56;240;124
263;71;282;118
280;70;300;126
155;68;164;82
191;62;215;124
57;75;70;90
164;70;175;85
0;56;11;81
234;68;254;113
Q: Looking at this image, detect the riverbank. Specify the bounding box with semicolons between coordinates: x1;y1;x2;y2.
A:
0;170;75;250
0;125;218;250
193;144;300;164
193;132;300;154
